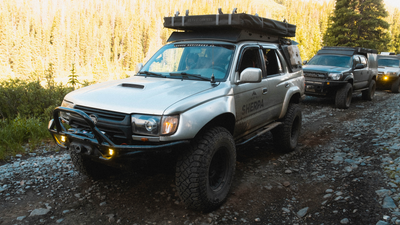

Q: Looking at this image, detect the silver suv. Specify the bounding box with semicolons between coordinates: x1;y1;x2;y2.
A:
48;11;305;211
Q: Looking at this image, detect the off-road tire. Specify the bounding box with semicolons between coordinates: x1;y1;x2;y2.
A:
70;152;113;180
271;103;302;153
391;77;400;93
362;80;376;101
175;127;236;211
335;83;353;109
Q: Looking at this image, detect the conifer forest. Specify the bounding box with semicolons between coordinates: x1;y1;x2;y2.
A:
0;0;399;83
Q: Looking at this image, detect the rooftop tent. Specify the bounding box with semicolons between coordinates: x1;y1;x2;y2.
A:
163;12;296;38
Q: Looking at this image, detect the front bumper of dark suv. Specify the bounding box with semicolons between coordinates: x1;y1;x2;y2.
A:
48;107;189;161
305;78;348;96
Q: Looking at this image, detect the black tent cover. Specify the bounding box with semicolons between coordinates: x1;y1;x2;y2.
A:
164;13;296;37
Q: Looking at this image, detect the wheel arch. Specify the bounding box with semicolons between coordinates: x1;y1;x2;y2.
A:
195;113;236;138
279;89;302;119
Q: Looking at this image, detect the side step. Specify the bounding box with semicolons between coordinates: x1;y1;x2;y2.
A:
235;122;282;146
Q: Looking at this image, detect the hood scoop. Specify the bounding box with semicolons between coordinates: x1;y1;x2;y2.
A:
121;83;144;89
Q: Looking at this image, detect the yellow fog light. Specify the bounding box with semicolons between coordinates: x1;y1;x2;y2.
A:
108;149;114;156
61;135;67;142
384;76;388;80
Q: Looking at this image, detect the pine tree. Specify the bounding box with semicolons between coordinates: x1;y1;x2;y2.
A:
324;0;389;52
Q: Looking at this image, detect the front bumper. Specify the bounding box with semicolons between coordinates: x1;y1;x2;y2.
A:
305;78;348;95
376;74;398;87
48;107;189;160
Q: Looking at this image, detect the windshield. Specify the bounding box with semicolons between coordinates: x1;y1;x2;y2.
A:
140;43;235;81
378;58;400;67
307;55;352;68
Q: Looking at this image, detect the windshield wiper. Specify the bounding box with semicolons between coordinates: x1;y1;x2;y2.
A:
169;72;211;81
138;71;166;78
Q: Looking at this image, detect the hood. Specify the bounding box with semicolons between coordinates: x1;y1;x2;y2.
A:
65;76;216;115
303;65;351;74
378;67;400;74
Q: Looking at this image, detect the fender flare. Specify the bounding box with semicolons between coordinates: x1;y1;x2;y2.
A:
279;86;302;119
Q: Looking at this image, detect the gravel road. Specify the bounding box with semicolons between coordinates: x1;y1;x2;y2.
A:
1;90;400;225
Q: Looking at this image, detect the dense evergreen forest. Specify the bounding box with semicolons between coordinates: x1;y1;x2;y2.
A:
0;0;399;83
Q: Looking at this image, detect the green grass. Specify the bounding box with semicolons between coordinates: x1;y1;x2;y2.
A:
0;116;51;160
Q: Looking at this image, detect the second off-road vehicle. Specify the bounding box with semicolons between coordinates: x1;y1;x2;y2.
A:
48;10;304;211
377;54;400;93
303;46;378;108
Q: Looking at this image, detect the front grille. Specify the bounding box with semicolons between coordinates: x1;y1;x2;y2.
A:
304;71;327;79
70;105;132;143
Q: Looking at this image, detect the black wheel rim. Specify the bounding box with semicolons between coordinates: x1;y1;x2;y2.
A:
209;148;229;191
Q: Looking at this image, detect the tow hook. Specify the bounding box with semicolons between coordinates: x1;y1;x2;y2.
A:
70;142;93;155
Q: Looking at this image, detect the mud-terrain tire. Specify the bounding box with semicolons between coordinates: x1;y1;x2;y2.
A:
335;83;353;109
391;77;400;93
272;103;302;153
70;152;113;180
175;127;236;211
362;80;376;101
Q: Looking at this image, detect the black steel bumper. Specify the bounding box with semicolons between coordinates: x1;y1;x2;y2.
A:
305;79;348;95
48;107;189;160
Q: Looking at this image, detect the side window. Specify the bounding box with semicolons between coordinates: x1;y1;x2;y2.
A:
360;56;367;67
353;56;361;67
262;48;284;76
238;48;262;74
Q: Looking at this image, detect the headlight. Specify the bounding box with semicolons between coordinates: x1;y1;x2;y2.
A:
131;115;161;136
328;73;342;80
60;100;74;122
131;114;179;136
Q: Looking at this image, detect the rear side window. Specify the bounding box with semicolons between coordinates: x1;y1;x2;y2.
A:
262;49;284;77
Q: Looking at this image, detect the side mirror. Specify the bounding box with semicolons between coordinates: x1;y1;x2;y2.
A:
303;60;308;65
355;63;365;69
134;63;144;74
236;68;262;84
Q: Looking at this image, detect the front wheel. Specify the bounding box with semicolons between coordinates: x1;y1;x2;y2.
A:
175;127;236;211
391;77;400;93
335;83;353;109
272;103;302;153
362;80;376;101
70;152;115;180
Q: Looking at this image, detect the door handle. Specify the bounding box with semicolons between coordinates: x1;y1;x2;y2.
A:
262;88;268;94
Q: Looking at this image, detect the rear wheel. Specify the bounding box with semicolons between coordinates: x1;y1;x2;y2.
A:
272;103;302;153
362;80;376;101
335;83;353;109
391;77;400;93
175;127;236;211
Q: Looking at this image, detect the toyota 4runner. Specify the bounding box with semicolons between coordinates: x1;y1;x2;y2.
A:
303;46;378;109
377;54;400;93
48;10;305;211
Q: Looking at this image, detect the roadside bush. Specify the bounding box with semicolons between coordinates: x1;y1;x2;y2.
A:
0;79;73;120
0;116;49;159
0;78;74;160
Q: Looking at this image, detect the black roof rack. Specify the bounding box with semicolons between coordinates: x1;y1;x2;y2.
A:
163;10;296;38
318;46;378;56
